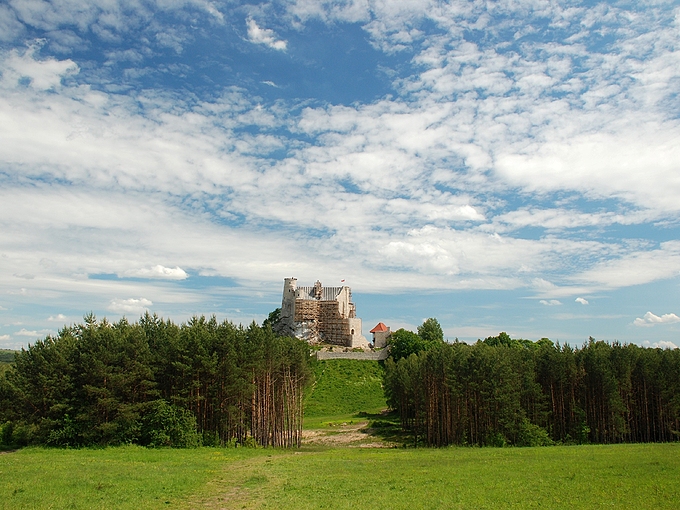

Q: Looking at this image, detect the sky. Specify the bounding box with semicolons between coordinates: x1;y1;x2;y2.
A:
1;0;680;350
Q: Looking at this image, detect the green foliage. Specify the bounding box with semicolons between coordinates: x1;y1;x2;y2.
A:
0;421;13;447
384;334;680;447
2;313;312;448
388;318;445;361
141;400;201;448
516;418;553;447
262;307;281;330
417;317;444;343
387;329;426;361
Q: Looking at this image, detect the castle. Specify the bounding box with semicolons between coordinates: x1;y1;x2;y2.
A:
277;278;369;348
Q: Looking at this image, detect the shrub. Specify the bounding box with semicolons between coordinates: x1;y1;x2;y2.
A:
9;422;39;447
0;421;13;447
45;414;80;447
141;400;201;448
516;419;553;447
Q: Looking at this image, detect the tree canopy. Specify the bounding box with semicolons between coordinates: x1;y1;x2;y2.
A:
384;334;680;447
0;313;311;448
388;318;445;361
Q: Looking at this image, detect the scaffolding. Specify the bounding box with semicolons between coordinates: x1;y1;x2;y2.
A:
294;298;351;346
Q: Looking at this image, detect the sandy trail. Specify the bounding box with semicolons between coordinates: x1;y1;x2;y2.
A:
302;420;392;448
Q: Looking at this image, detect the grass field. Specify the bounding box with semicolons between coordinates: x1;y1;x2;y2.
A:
0;446;244;509
1;444;678;509
1;359;679;509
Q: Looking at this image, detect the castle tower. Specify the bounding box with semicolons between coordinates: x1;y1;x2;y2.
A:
279;277;297;336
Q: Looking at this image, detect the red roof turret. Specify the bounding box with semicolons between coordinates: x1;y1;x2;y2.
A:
370;322;389;333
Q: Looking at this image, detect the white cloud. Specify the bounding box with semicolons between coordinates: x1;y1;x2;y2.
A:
573;242;680;289
108;298;153;315
0;334;10;341
634;312;680;327
643;340;678;349
246;18;287;51
2;42;79;90
1;0;680;347
48;314;67;321
6;0;223;51
540;299;562;306
15;328;51;337
123;265;188;280
575;297;589;305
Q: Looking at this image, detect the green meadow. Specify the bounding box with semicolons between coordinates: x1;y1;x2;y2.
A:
1;444;678;509
1;359;679;509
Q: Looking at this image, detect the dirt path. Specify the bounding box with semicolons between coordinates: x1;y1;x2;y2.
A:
188;422;396;508
302;420;394;448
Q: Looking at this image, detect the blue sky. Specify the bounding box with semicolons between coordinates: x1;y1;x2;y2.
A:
1;0;680;349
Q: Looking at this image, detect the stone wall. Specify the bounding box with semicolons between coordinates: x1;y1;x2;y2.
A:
315;349;390;361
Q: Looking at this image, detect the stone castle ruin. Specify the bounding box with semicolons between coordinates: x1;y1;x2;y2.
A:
278;278;369;349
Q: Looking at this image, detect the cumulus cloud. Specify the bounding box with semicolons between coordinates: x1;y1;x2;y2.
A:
48;314;67;321
540;300;562;306
643;340;678;349
575;297;589;305
246;18;287;51
634;312;680;327
1;0;680;346
123;265;188;280
0;334;10;341
108;298;153;314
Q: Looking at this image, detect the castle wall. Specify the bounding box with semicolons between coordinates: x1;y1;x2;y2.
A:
316;349;390;361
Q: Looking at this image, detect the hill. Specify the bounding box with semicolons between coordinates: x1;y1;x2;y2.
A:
0;350;17;376
304;359;386;419
0;350;17;364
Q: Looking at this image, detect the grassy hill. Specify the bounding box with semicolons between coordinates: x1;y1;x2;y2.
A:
0;349;17;376
0;349;17;364
304;359;386;421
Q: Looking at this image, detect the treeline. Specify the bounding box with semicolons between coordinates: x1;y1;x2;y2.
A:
385;330;680;447
0;313;311;448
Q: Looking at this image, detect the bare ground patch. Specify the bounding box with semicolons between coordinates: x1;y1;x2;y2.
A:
302;420;396;448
